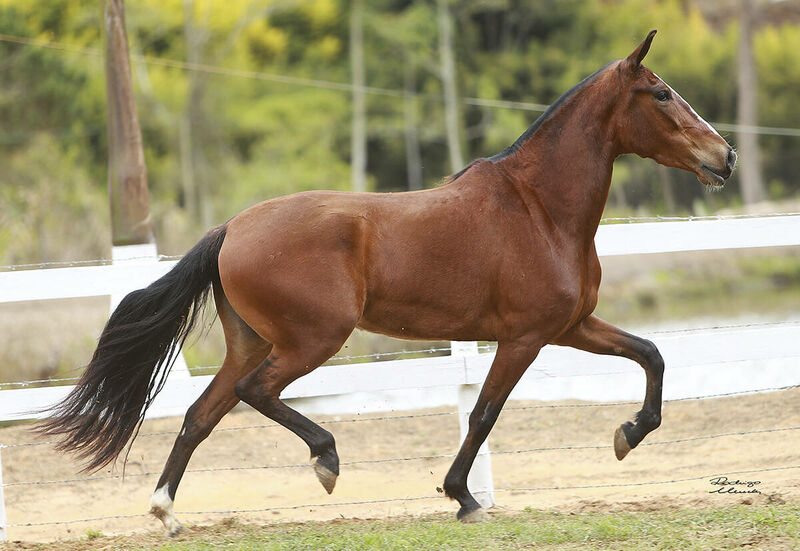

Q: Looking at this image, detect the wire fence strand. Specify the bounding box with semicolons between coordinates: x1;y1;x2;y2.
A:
5;422;799;489
2;33;800;138
8;464;800;528
0;319;795;390
3;382;799;452
1;31;800;536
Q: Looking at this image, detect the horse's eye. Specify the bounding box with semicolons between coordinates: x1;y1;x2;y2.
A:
654;89;671;102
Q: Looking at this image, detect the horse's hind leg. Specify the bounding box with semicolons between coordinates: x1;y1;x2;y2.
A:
555;314;664;460
149;283;271;535
233;338;350;494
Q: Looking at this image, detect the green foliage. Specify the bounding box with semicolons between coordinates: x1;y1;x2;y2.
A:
0;135;109;264
1;0;800;264
85;528;104;540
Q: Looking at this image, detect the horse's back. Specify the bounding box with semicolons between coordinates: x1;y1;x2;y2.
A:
216;185;496;340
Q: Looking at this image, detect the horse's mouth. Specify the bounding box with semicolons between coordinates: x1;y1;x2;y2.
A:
698;165;728;188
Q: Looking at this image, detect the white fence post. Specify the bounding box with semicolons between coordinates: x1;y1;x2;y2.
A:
111;244;190;379
451;341;495;508
0;447;7;542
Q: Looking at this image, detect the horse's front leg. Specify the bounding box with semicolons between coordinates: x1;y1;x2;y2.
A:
443;340;542;522
555;314;664;460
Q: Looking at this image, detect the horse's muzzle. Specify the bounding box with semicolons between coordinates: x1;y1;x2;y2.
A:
700;147;736;187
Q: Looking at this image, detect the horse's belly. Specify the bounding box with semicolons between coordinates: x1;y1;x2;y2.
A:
357;294;496;341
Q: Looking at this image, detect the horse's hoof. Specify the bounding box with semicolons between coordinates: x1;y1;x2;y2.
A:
457;506;489;523
149;506;183;537
614;424;632;461
312;456;338;494
149;486;183;537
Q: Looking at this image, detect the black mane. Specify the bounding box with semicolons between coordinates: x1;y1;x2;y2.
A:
449;61;614;182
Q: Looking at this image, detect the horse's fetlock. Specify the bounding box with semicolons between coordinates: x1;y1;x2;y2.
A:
310;430;337;460
636;409;661;431
320;429;335;449
443;473;463;500
650;412;662;430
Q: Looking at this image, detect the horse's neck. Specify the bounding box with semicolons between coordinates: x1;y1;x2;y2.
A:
497;97;618;244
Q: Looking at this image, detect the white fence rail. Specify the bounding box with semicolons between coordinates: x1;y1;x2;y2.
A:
1;321;798;422
3;214;800;304
0;215;799;540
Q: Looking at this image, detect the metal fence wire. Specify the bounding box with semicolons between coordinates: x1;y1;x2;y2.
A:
1;381;798;530
0;212;798;536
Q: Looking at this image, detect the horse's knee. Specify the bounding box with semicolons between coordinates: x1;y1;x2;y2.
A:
640;339;664;375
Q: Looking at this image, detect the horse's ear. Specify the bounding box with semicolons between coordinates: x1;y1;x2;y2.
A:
625;29;657;70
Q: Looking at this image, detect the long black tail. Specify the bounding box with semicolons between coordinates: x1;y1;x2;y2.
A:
36;225;228;472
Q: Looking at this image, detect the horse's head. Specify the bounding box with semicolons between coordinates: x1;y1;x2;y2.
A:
613;30;736;188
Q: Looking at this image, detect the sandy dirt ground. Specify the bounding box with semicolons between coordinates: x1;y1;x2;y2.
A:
1;385;798;544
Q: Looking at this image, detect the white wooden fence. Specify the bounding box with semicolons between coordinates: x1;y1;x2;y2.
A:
0;214;799;540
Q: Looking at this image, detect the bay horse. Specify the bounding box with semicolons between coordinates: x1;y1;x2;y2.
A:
38;30;735;533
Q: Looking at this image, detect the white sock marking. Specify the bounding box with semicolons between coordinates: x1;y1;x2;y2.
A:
149;484;182;535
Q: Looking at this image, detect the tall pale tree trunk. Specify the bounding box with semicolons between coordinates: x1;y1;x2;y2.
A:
180;2;261;224
103;0;154;245
178;116;196;216
180;0;198;218
350;0;367;192
403;64;423;191
657;165;676;214
611;182;628;210
437;0;464;173
182;0;213;227
737;0;767;205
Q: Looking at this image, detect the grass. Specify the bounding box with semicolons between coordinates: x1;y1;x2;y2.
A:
11;504;800;551
84;529;104;540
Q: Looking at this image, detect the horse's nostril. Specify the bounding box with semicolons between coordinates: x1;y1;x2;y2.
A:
726;148;737;171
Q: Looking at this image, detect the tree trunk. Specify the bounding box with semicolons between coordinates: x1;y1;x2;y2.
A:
182;0;213;227
404;64;423;191
181;0;198;217
737;0;767;205
611;181;627;210
104;0;154;246
437;0;464;173
657;165;676;214
350;0;367;192
178;114;196;215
